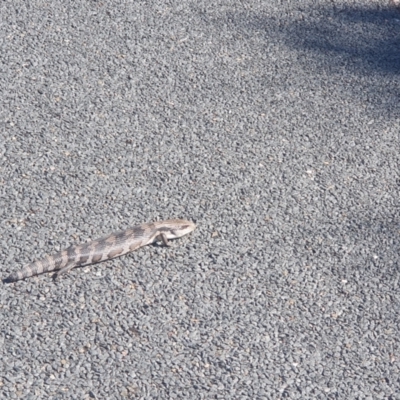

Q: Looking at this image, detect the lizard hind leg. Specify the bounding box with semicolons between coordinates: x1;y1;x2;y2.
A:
53;262;77;279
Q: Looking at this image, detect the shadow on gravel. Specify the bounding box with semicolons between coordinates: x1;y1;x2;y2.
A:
238;4;400;75
284;5;400;75
223;3;400;115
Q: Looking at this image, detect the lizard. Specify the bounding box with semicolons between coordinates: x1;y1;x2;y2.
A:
3;219;196;283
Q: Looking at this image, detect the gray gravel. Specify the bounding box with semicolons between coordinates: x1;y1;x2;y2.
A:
1;0;399;398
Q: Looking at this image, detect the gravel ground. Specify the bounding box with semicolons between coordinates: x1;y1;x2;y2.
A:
1;0;399;398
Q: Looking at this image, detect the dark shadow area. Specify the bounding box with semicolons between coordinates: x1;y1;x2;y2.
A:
287;5;400;75
212;3;400;117
234;3;400;75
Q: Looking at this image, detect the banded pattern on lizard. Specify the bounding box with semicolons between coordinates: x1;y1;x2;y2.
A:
4;219;196;283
